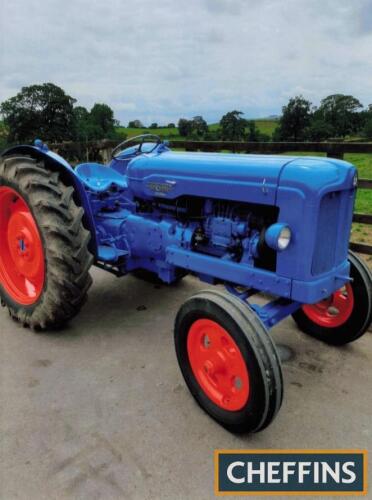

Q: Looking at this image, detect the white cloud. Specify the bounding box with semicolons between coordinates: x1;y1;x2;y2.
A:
0;0;371;125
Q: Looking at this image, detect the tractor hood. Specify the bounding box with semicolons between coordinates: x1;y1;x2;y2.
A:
126;150;356;205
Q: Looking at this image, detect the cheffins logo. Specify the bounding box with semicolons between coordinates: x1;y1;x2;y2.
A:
215;450;367;496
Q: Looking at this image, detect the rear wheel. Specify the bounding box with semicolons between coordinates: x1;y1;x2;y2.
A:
292;251;372;345
0;156;93;329
174;289;283;433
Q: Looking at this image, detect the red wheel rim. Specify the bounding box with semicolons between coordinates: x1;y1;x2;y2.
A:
0;187;45;305
187;319;250;411
302;283;354;328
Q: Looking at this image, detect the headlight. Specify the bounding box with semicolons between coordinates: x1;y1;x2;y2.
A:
265;223;292;251
277;226;291;250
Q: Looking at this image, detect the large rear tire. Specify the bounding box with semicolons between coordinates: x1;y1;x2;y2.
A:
0;155;93;330
174;289;283;433
292;251;372;345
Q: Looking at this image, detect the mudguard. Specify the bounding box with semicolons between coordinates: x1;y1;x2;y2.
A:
1;143;98;256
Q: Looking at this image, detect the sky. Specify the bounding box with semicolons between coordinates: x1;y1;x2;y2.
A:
1;0;372;126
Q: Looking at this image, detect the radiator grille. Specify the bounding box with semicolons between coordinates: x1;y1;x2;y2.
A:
312;192;341;275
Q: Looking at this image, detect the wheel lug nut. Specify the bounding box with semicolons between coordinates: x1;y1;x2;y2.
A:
204;360;213;373
328;306;339;316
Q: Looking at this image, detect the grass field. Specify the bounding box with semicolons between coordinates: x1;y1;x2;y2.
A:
336;153;371;261
252;119;279;136
115;118;279;140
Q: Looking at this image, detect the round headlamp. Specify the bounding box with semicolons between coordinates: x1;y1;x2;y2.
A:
265;223;292;251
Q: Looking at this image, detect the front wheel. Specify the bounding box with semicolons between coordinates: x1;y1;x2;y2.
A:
292;251;372;345
174;289;283;433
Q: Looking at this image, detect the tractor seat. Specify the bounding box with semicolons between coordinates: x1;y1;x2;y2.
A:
75;163;128;192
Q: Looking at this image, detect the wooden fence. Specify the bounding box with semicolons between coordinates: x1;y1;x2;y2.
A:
50;139;372;255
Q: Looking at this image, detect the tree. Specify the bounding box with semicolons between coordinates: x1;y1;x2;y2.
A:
177;116;208;138
0;122;7;151
219;111;246;141
191;115;208;138
150;123;158;129
306;113;334;141
167;123;175;128
128;119;143;128
73;103;117;141
178;118;192;137
272;126;282;142
0;83;76;143
316;94;363;138
73;106;93;141
362;113;372;139
90;103;117;139
247;121;260;142
277;96;312;141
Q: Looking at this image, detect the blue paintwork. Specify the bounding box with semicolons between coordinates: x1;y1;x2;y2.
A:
1;139;357;329
226;284;301;329
76;163;128;192
127;151;288;204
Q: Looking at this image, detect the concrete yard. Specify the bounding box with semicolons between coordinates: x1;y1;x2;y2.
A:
1;268;371;500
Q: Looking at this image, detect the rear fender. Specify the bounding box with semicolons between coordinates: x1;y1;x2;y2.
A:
1;145;98;256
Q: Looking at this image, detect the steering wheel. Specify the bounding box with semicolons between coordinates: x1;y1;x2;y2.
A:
111;134;162;159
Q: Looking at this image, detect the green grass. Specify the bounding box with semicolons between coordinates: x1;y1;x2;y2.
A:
345;153;372;179
344;154;372;220
115;118;279;140
254;119;279;136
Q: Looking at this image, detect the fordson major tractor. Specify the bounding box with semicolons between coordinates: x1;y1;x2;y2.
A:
0;135;371;433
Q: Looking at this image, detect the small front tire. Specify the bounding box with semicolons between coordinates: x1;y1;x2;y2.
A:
174;289;283;433
292;251;372;345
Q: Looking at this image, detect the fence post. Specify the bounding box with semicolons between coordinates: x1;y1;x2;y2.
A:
326;144;344;160
327;151;344;160
100;140;112;164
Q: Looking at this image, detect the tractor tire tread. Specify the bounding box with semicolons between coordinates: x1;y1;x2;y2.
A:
0;155;93;330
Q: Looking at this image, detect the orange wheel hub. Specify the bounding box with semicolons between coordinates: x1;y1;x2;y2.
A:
0;187;45;305
187;319;250;411
302;283;354;328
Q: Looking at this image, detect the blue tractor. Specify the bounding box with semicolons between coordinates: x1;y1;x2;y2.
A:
0;135;371;433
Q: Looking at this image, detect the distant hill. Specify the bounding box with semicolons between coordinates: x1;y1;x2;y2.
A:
265;115;280;120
